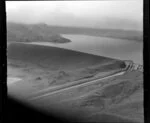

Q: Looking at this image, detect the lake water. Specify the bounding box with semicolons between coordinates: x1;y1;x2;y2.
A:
29;34;143;65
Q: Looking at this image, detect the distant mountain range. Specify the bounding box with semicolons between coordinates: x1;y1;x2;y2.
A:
7;22;143;43
7;22;71;43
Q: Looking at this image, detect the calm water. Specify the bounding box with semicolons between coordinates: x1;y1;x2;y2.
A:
29;34;143;64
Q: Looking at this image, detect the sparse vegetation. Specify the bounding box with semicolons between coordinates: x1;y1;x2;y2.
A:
7;22;71;43
81;79;143;109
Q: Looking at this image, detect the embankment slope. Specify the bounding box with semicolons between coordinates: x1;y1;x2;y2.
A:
7;43;125;71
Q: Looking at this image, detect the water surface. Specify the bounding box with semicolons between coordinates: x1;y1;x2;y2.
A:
29;34;143;64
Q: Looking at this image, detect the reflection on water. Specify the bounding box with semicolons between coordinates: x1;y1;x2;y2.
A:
29;34;143;65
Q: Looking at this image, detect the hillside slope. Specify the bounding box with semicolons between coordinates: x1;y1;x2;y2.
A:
7;22;143;42
7;43;143;123
7;22;71;43
7;43;126;90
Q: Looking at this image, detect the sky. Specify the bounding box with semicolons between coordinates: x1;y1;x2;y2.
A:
6;0;143;31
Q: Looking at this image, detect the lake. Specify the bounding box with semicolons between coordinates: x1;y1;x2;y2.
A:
29;34;143;65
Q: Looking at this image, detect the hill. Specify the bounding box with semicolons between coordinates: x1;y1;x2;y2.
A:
7;22;143;42
7;22;71;43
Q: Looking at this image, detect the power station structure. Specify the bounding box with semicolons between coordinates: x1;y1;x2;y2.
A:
123;60;143;72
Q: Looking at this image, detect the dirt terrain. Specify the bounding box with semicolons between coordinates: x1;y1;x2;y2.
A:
7;43;125;95
27;71;143;123
7;43;143;123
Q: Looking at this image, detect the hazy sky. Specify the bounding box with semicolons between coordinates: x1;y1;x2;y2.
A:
6;1;143;30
